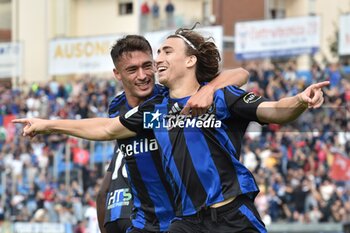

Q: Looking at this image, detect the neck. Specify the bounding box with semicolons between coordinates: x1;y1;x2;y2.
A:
124;93;144;107
168;74;200;99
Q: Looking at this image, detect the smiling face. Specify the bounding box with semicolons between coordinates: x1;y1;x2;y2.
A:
113;51;155;106
155;37;195;88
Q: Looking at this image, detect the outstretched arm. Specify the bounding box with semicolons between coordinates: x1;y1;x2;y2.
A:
257;81;329;124
12;117;136;140
181;67;249;115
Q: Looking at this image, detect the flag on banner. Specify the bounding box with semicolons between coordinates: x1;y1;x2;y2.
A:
73;147;90;165
330;154;350;181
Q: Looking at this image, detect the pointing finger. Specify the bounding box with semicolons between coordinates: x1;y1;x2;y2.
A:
312;81;330;89
12;119;30;124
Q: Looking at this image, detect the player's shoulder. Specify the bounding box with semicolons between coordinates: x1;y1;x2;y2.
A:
222;85;246;97
108;92;127;117
218;86;265;106
213;85;246;101
153;84;169;96
122;94;165;120
147;94;165;104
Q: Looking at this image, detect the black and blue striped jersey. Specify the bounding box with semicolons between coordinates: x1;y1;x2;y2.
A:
103;145;132;225
120;85;267;217
105;84;175;231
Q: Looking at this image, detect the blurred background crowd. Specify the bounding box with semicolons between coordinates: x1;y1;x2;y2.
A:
1;0;350;232
0;60;349;232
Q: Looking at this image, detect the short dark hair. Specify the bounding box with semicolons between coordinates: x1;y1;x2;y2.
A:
110;35;153;67
167;23;221;83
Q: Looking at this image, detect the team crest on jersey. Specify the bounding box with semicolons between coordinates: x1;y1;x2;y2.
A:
243;92;261;104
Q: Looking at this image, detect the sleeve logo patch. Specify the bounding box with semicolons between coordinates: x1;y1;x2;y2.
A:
243;92;261;104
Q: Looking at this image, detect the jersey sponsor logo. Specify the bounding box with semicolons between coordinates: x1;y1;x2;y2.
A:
243;92;261;104
165;113;221;130
119;138;159;156
107;188;132;209
143;107;221;130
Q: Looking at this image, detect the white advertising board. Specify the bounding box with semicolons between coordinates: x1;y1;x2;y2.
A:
49;35;122;75
0;42;22;78
339;14;350;56
235;16;321;60
13;222;65;233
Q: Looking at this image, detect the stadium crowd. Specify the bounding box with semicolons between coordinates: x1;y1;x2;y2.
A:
0;61;349;232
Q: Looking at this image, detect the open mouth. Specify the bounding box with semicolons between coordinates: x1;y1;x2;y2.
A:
136;80;152;90
157;66;167;74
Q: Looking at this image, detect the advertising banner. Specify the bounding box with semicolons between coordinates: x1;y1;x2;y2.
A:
0;42;22;78
13;222;66;233
49;35;122;75
339;14;350;55
235;16;320;60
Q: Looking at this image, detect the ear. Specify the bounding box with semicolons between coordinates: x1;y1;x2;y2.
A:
186;55;197;68
113;68;122;81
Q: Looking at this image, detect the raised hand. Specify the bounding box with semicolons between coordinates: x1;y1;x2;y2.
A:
298;81;329;109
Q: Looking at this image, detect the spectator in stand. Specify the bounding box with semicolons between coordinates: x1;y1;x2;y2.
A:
140;1;150;33
165;0;175;28
74;220;87;233
326;63;342;90
141;1;150;15
84;200;99;233
151;0;160;30
0;203;4;224
71;180;84;222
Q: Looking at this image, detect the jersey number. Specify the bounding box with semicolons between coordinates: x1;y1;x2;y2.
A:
112;149;127;180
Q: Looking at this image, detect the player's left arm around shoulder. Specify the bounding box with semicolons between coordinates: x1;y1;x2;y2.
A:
181;68;249;115
207;67;250;91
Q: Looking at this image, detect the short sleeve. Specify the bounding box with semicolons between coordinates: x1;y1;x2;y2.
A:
223;86;267;123
119;96;159;134
119;105;144;134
